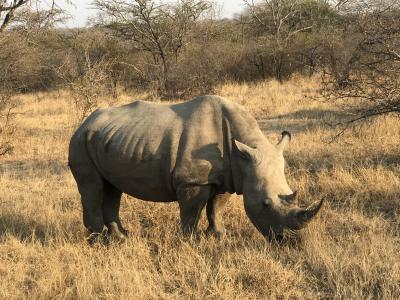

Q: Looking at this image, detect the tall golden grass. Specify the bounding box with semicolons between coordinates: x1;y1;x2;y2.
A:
1;77;399;299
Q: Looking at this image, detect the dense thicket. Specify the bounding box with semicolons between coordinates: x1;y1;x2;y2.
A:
0;0;399;104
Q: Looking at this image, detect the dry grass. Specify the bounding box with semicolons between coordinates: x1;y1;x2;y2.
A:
1;77;399;299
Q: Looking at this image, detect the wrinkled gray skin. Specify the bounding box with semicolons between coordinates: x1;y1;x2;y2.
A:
69;95;323;242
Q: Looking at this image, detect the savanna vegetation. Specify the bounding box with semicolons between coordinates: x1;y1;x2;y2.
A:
1;0;399;299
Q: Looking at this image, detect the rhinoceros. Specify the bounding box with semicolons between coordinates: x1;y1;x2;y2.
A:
68;95;323;242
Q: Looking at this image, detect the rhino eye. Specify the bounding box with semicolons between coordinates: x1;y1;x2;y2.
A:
263;199;272;207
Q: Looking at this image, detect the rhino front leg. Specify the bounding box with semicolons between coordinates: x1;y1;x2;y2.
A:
206;193;230;236
177;185;212;236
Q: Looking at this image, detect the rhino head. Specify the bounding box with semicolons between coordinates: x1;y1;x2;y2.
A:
233;131;323;241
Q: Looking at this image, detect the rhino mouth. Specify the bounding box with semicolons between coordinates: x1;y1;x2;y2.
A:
245;199;324;240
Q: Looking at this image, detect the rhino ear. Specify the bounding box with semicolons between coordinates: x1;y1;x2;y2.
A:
232;139;261;163
276;131;291;152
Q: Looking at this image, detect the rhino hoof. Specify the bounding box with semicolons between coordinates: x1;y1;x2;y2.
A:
120;228;129;237
86;232;104;245
106;222;128;243
206;227;226;238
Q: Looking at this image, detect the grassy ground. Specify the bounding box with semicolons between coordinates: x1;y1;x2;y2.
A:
1;77;399;299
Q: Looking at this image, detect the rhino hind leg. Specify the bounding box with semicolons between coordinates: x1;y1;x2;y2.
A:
102;181;127;242
177;185;212;236
206;193;230;237
70;162;106;243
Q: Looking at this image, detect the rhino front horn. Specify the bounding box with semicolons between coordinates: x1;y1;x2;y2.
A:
293;199;324;228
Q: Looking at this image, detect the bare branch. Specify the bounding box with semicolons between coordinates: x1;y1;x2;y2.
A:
93;0;210;94
0;0;28;12
0;0;28;31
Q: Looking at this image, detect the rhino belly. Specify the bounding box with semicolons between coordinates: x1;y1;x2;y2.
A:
99;157;177;202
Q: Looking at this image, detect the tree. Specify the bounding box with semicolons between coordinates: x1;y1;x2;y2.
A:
0;0;28;31
54;29;125;121
94;0;211;95
1;0;29;155
321;0;400;127
0;0;64;155
243;0;332;82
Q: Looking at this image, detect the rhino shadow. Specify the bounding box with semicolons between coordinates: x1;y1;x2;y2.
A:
0;212;54;243
286;151;400;174
0;159;69;178
272;108;349;121
258;108;350;134
22;127;67;138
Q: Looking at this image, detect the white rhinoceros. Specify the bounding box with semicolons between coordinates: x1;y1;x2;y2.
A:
68;95;323;242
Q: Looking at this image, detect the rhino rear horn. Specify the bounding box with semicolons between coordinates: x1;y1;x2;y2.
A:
276;131;291;152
